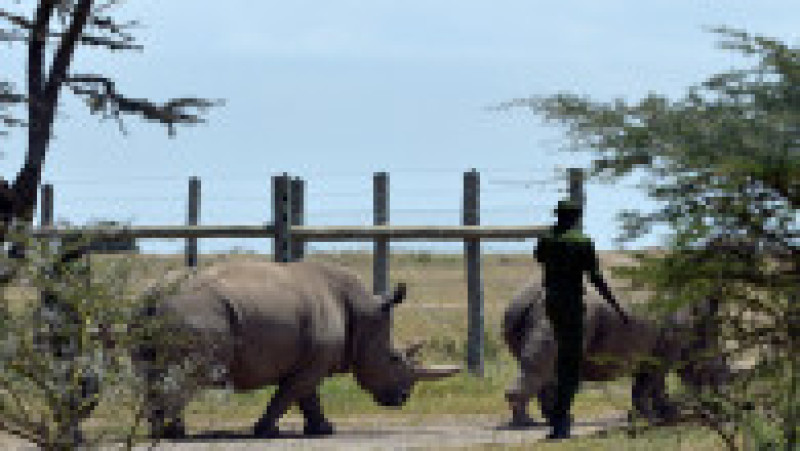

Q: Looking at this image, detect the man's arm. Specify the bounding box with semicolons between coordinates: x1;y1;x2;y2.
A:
589;269;630;324
585;243;630;324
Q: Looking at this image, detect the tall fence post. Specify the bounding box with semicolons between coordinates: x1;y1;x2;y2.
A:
185;176;200;267
373;172;389;296
290;177;305;261
463;169;484;377
272;173;292;263
40;184;54;228
568;168;585;230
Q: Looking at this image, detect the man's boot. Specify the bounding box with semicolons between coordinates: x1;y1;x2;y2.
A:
546;414;571;440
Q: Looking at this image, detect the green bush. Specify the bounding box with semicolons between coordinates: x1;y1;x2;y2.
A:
0;230;186;450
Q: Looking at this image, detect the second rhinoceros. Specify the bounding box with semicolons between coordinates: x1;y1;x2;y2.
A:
138;261;460;438
503;282;730;426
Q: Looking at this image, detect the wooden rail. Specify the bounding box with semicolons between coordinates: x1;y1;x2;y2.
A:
30;224;549;241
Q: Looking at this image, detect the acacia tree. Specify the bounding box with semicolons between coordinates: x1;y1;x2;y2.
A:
1;2;220;448
0;0;219;243
500;27;797;450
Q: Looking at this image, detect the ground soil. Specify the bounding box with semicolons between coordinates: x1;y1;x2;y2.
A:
150;413;627;450
0;414;629;450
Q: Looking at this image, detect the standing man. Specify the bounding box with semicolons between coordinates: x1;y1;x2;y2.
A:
535;199;629;439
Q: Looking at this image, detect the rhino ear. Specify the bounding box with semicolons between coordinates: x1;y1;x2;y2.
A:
380;283;407;312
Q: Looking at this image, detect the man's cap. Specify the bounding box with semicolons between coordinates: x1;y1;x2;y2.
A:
554;199;583;213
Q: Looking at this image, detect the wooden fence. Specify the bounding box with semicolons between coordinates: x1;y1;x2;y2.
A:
34;168;586;376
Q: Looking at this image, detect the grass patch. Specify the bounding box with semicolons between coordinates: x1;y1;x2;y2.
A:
465;426;725;450
165;359;633;432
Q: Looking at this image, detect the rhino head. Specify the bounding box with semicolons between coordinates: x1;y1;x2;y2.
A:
351;283;461;407
667;297;735;390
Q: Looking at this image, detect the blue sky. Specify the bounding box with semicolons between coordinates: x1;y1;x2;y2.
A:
2;1;797;253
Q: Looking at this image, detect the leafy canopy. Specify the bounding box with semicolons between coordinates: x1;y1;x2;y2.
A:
499;26;798;449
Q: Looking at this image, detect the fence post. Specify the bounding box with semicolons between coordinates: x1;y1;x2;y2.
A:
185;176;200;267
40;184;54;228
373;172;389;296
272;173;292;263
568;168;585;230
290;177;305;261
463;169;484;377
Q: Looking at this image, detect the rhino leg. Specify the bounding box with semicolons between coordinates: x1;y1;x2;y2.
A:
647;373;679;422
298;391;334;436
505;369;540;427
537;381;558;424
505;334;556;427
149;412;186;440
144;365;187;439
632;367;676;423
631;369;656;421
252;366;330;438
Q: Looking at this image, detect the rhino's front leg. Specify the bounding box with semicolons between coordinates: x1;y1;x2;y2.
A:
252;370;327;438
298;391;334;436
632;367;676;423
252;381;295;438
144;365;187;439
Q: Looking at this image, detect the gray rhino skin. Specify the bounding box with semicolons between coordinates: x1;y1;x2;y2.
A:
503;282;729;425
140;261;460;438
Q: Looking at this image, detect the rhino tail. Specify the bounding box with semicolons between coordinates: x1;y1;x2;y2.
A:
503;299;535;358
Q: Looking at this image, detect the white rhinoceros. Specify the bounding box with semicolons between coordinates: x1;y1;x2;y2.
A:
138;260;460;438
502;282;730;426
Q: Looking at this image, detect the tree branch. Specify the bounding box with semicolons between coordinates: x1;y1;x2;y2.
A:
0;10;33;30
0;81;26;135
28;1;59;106
1;7;142;51
66;74;223;136
43;0;93;112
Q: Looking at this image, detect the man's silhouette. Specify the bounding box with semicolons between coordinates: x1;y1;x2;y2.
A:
535;199;629;439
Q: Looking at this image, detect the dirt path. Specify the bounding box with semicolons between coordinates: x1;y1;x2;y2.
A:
0;414;628;450
139;414;627;450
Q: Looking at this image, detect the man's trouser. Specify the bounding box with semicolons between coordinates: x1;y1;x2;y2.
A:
545;296;584;421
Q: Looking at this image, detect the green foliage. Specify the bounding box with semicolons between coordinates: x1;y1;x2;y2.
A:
501;27;798;450
0;230;185;450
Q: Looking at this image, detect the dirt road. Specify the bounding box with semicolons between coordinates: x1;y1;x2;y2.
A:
138;414;627;450
0;415;627;450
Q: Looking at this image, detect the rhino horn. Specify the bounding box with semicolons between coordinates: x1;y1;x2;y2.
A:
405;340;424;360
380;283;407;312
413;364;461;381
